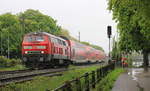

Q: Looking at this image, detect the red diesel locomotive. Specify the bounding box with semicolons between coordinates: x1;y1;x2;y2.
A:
22;32;105;68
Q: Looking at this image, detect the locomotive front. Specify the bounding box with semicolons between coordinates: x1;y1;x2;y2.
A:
22;32;51;68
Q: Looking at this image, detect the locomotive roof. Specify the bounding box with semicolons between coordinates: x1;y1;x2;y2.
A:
25;32;67;41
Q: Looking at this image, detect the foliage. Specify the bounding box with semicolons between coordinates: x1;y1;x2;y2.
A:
0;64;26;71
80;41;90;46
108;0;150;52
18;9;61;35
0;56;23;68
0;9;61;58
107;0;150;66
80;41;104;51
90;44;104;52
95;68;124;91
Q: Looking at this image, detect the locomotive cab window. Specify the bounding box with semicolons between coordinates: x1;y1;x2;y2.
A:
25;35;45;42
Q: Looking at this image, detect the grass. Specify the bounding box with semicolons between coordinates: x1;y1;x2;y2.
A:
0;65;102;91
94;68;125;91
0;56;26;71
0;64;26;71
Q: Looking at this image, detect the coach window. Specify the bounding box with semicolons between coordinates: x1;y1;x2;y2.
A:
54;38;57;44
61;41;64;45
61;40;63;45
54;38;56;44
60;40;63;45
63;41;66;46
49;37;51;41
51;37;54;43
54;38;56;43
56;39;58;44
51;38;54;43
58;39;61;45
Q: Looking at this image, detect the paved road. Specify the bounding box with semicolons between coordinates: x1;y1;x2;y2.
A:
112;68;150;91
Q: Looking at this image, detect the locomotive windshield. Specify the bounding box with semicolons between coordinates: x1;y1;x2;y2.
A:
25;35;45;42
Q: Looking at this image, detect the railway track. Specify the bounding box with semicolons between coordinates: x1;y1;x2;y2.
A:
0;69;32;75
0;63;104;86
0;68;67;86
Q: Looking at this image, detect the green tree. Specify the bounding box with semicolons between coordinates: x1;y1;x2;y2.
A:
0;9;62;58
18;9;61;35
108;0;150;68
0;13;21;58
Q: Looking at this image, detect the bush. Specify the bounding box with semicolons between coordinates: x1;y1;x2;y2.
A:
0;56;22;68
95;68;124;91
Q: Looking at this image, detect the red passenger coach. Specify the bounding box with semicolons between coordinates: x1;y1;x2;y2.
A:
59;37;105;64
68;40;104;63
22;32;70;68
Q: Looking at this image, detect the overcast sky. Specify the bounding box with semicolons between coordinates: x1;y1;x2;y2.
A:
0;0;117;53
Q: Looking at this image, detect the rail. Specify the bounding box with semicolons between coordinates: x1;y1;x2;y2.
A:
0;68;67;86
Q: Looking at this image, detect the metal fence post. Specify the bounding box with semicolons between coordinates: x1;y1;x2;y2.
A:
96;69;100;81
108;64;111;71
105;66;108;75
112;63;115;70
62;81;72;91
92;71;96;88
99;68;101;77
76;78;81;91
106;66;109;75
85;73;89;91
62;87;65;91
99;68;102;80
101;67;104;77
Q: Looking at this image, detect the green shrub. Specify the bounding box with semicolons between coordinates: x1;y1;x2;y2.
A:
0;56;22;68
95;68;124;91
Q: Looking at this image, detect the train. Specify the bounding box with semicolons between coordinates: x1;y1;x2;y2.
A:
22;32;106;68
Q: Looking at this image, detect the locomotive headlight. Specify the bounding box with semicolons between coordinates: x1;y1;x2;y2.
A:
24;46;32;49
37;46;46;49
25;51;28;54
41;51;44;54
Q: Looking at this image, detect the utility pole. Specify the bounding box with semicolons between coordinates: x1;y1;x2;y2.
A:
8;32;10;58
0;31;2;55
78;31;80;42
107;26;112;63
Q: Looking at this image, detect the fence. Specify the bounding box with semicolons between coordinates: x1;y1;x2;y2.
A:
46;63;115;91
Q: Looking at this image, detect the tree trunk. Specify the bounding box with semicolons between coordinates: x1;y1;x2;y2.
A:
143;50;149;71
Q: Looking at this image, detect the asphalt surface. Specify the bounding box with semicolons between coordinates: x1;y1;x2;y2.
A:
112;68;150;91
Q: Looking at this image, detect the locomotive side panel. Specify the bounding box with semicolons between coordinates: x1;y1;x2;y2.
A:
50;36;69;60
